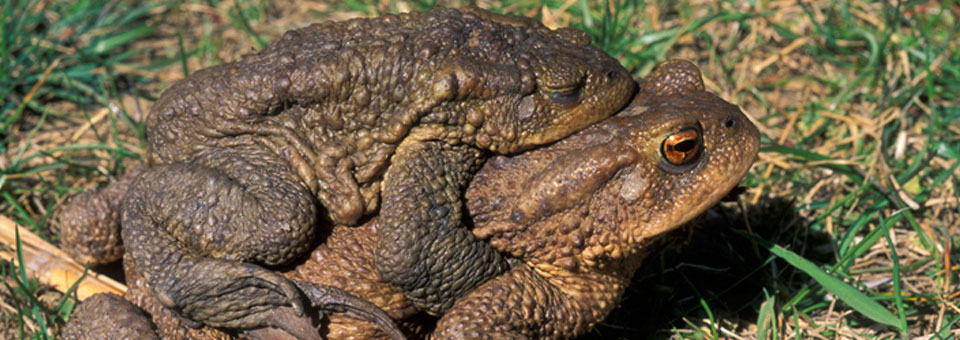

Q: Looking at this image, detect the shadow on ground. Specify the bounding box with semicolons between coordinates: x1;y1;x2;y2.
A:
582;196;834;339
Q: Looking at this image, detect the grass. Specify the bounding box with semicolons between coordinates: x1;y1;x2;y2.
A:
1;0;958;339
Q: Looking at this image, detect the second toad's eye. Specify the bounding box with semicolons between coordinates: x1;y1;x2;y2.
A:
546;86;582;107
661;128;701;167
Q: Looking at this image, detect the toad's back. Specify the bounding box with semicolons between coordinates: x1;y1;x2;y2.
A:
147;8;634;219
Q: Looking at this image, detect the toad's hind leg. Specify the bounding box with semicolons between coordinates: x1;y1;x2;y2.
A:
120;144;391;340
122;145;320;338
375;140;509;315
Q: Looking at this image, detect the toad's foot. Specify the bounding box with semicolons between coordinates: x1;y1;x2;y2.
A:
143;256;321;340
295;280;407;340
239;306;321;340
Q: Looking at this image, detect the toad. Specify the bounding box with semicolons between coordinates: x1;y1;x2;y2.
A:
51;6;635;339
433;59;759;338
297;60;760;339
295;59;761;339
64;60;759;339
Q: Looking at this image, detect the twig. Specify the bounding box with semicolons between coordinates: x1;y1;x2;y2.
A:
0;215;126;300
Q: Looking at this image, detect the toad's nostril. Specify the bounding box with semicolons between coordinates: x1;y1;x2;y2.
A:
723;117;736;129
606;70;618;80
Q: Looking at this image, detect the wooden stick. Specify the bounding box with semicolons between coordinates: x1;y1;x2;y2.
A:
0;215;126;299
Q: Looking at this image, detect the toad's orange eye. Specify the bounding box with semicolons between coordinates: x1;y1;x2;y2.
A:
661;128;701;166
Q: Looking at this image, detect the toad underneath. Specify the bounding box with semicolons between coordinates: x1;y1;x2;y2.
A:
51;6;635;339
64;60;760;339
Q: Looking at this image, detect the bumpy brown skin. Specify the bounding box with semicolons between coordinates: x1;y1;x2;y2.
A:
60;61;756;339
50;166;144;266
78;222;422;340
57;6;634;339
286;222;423;340
122;256;235;340
267;60;760;339
62;293;159;340
434;60;760;339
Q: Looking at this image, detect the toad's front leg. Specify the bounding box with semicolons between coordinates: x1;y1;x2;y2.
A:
375;139;510;315
433;263;623;340
121;144;401;339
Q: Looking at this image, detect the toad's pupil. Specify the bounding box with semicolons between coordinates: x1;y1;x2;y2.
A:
662;129;700;165
671;139;697;153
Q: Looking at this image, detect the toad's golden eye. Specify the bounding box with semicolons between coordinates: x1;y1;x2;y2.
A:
661;128;701;166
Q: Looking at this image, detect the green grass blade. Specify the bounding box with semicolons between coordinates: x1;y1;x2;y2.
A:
880;215;909;336
932;314;959;340
837;211;890;271
761;145;864;183
739;231;900;328
768;243;899;328
757;292;776;340
15;225;50;340
90;25;156;55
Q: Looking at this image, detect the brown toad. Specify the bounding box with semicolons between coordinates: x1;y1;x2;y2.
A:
293;60;760;339
52;6;635;339
434;59;759;338
64;60;758;339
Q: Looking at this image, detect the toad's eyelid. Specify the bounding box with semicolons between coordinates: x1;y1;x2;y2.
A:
541;72;586;93
542;85;579;94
